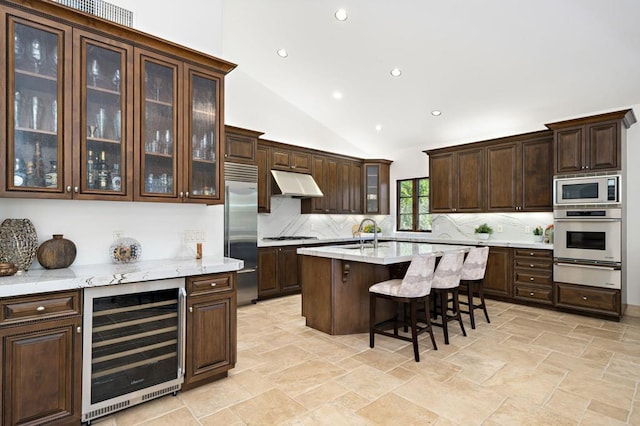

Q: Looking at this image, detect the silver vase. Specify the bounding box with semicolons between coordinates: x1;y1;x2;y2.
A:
0;218;38;273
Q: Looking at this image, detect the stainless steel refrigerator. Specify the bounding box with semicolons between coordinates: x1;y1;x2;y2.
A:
224;163;258;305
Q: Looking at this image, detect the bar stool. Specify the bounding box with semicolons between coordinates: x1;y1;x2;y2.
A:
369;253;438;362
459;246;490;329
430;250;466;345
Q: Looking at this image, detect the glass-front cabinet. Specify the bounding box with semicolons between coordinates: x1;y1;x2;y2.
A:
1;0;233;204
3;12;72;198
76;31;132;200
363;160;391;215
185;65;222;203
135;50;180;201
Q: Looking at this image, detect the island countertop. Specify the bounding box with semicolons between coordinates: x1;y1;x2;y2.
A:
0;256;244;298
297;241;471;265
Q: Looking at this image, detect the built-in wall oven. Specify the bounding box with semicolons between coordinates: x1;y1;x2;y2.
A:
82;278;186;423
553;208;622;289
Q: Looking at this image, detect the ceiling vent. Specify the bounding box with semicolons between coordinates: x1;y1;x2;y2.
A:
53;0;133;27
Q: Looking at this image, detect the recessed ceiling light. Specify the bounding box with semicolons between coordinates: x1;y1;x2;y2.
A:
335;8;348;21
390;68;402;77
375;124;383;131
431;110;442;116
332;91;343;100
276;48;288;58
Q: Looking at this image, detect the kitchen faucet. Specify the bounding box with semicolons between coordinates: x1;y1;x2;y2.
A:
358;218;379;249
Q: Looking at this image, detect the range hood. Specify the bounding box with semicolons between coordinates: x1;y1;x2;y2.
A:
271;170;323;198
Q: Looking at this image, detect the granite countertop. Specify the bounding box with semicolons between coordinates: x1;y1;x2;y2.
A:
0;256;244;298
297;241;472;265
260;234;553;250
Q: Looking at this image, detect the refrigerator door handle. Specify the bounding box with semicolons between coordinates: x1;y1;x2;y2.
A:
224;185;230;257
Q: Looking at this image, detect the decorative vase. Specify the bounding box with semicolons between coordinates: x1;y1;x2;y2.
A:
477;233;490;241
37;234;77;269
533;234;543;243
0;218;38;273
109;237;142;264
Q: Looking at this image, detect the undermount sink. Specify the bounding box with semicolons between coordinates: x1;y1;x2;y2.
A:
339;243;389;250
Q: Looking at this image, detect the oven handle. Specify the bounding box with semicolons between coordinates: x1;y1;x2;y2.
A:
555;262;620;271
178;286;187;378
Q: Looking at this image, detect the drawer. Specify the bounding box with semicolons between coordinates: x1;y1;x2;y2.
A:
514;270;552;286
514;284;553;304
514;258;552;271
555;283;620;315
187;273;235;296
1;291;81;325
513;248;552;260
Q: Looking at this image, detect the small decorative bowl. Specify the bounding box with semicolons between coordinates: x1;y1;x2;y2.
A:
0;262;18;277
109;237;142;264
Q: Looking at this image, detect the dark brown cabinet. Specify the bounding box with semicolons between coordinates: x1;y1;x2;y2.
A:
258;245;301;299
363;160;392;214
0;290;82;425
184;273;237;390
546;109;636;175
339;160;362;214
1;0;234;204
270;147;312;173
303;155;339;214
512;248;553;305
555;283;620;318
428;149;484;213
256;144;271;213
486;131;553;212
483;246;512;298
224;125;263;165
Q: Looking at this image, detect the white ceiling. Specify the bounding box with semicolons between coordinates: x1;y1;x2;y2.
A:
221;0;640;156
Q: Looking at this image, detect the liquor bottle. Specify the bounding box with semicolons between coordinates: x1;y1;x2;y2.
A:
45;160;58;188
111;163;121;191
87;149;96;189
32;141;45;186
96;150;110;190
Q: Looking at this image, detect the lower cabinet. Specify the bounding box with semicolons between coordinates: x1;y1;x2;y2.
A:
513;248;553;305
0;291;82;426
184;273;237;391
555;282;621;318
483;246;512;298
258;246;301;299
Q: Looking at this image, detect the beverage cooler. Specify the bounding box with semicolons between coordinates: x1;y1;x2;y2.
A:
82;278;186;423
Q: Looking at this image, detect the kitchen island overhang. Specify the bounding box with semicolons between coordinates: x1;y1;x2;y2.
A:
297;242;472;335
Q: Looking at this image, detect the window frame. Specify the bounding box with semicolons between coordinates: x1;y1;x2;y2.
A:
396;177;431;232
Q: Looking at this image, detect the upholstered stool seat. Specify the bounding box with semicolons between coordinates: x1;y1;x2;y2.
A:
459;246;490;329
430;250;466;344
369;253;437;362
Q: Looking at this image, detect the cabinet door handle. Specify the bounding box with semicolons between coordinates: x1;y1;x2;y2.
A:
179;191;184;197
74;186;79;193
185;191;190;197
36;306;45;312
210;283;217;287
189;306;193;313
66;185;72;192
76;326;82;334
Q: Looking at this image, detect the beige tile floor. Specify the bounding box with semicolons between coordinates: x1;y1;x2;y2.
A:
97;295;640;425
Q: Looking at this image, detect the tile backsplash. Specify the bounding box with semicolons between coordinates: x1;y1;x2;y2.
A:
257;197;553;244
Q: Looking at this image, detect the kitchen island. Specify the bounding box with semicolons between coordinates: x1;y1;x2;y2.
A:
297;242;471;335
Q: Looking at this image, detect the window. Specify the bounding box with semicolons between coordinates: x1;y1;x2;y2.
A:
397;177;431;232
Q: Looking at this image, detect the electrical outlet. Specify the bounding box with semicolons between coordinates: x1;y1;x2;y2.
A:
113;230;124;240
435;224;440;231
497;225;503;233
525;225;531;234
184;230;207;243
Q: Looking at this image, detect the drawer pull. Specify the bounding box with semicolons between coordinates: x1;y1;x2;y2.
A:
530;292;535;296
582;296;588;300
189;307;193;313
210;283;217;287
530;264;535;267
530;252;534;256
530;277;534;281
36;306;45;312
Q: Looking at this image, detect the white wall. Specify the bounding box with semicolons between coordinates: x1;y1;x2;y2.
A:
624;104;640;305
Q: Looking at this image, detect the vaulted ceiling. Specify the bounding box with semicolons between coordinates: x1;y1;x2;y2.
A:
222;0;640;156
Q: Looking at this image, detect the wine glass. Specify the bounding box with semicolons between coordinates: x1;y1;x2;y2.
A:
154;76;163;101
89;59;100;87
30;39;45;73
14;33;24;65
112;69;121;92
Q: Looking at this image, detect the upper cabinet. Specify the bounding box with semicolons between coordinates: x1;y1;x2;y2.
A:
1;0;235;204
224;126;263;165
363;160;391;215
486;131;553;212
270;147;312;173
428;148;484;213
546;109;636;175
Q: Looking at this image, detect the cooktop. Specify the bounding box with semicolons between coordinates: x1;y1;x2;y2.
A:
263;236;319;241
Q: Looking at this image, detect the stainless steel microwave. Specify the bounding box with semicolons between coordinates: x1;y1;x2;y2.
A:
554;174;621;206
